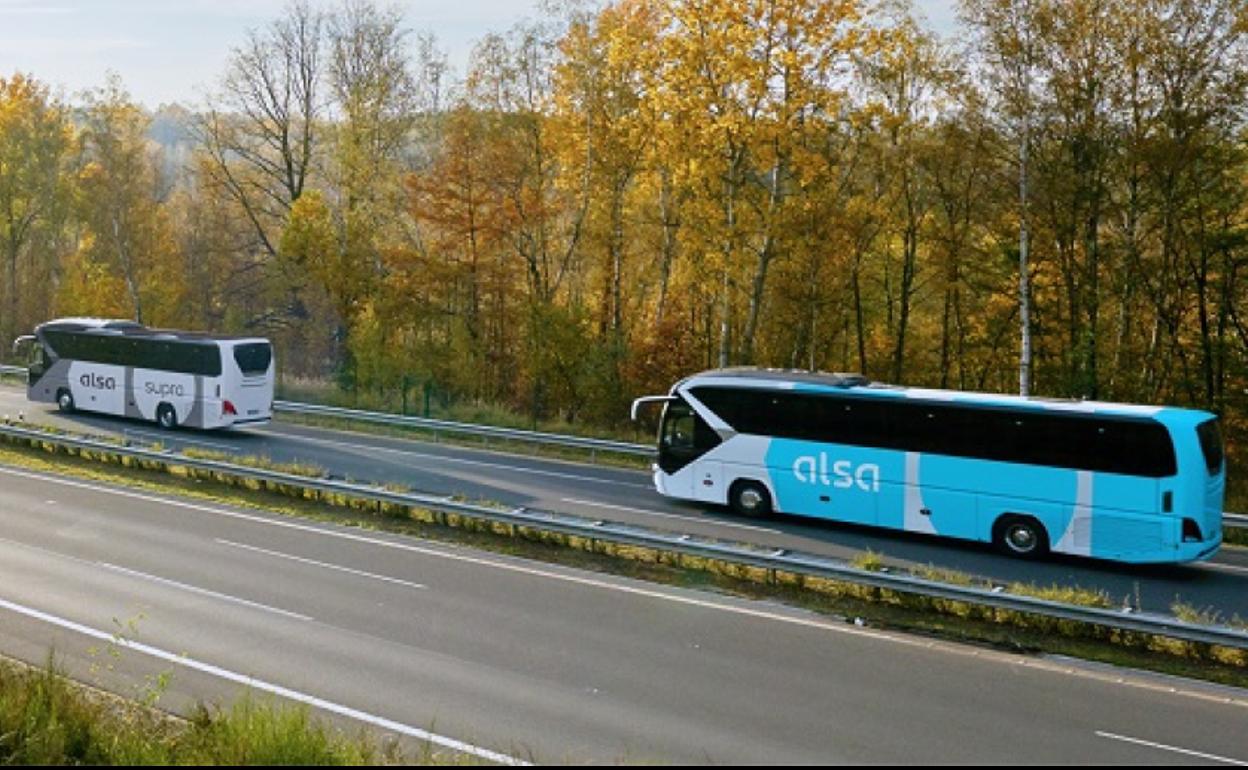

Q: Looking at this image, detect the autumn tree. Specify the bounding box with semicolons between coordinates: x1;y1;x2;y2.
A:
65;76;183;325
199;0;325;260
654;0;873;367
0;74;72;348
405;104;517;400
857;8;953;381
962;0;1047;395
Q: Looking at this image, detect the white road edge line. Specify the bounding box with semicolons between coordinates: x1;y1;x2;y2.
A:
0;595;530;766
216;539;427;590
96;562;314;622
561;497;781;535
1095;730;1248;765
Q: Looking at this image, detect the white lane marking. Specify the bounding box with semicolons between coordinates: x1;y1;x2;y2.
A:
3;464;1248;713
1095;731;1248;765
0;534;311;624
216;539;427;591
561;497;781;535
0;595;529;766
96;562;313;622
276;431;653;489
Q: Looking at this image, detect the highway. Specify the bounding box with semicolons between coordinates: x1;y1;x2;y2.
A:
2;384;1247;620
0;460;1246;763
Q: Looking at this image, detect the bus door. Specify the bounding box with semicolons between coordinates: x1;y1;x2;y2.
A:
12;335;43;388
657;398;720;498
691;458;723;504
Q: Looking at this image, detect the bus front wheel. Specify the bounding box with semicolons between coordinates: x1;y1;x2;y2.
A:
56;389;75;413
729;480;773;518
157;404;178;430
993;515;1049;558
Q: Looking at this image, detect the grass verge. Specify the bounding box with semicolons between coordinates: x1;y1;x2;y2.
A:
0;654;405;765
0;429;1246;692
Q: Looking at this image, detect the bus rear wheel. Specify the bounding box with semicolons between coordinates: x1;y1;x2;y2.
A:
56;389;75;413
729;480;773;518
157;404;178;430
993;515;1049;558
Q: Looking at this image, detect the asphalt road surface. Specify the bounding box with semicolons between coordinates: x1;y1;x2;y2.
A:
0;462;1246;764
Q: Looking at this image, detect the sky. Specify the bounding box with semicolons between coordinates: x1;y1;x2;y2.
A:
0;0;963;109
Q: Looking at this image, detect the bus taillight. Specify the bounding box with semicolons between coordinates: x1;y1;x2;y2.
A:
223;400;237;416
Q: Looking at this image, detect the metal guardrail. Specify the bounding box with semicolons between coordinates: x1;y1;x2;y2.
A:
274;399;653;458
0;420;1246;650
0;365;25;377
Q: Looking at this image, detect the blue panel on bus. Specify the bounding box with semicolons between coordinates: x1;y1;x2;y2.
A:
763;438;903;527
909;454;984;540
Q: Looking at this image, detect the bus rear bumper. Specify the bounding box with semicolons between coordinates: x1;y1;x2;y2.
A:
1084;533;1221;565
1179;535;1223;563
1128;534;1222;564
227;416;272;427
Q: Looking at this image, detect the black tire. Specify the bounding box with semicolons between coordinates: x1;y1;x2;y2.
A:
157;403;178;430
729;480;773;518
993;515;1049;558
56;388;75;413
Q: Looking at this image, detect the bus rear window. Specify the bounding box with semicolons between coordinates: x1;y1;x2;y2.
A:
233;343;272;376
1196;418;1224;475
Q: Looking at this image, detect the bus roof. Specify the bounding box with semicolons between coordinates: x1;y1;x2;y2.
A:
677;367;1212;422
36;318;269;345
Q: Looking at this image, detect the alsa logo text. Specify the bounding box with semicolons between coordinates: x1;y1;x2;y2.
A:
792;453;880;492
79;373;117;390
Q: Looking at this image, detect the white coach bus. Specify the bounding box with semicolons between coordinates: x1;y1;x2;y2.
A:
13;318;274;430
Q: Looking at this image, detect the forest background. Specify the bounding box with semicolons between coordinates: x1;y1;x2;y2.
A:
2;0;1246;475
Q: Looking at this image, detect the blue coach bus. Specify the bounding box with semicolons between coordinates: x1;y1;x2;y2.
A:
631;368;1225;563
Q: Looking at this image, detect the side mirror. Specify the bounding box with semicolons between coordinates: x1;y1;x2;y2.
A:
630;395;675;421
